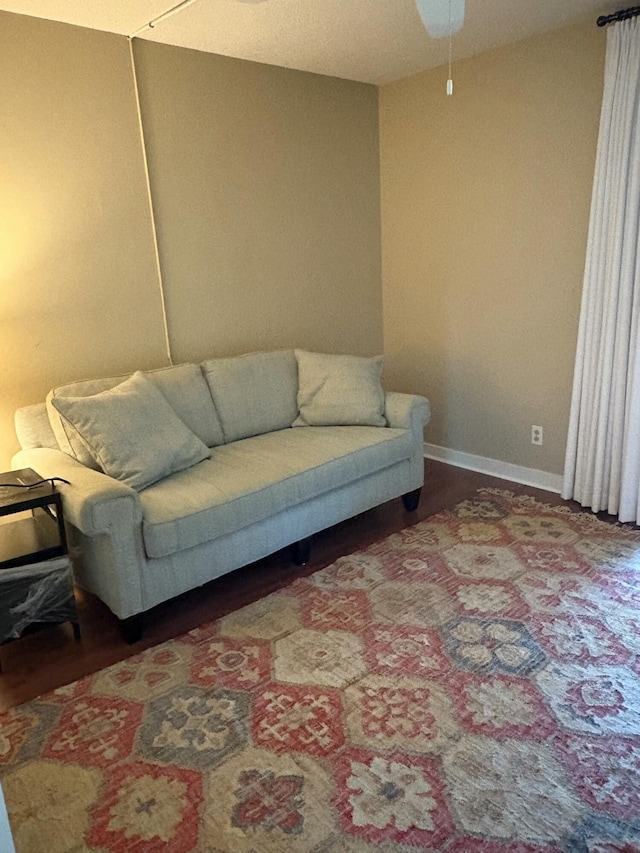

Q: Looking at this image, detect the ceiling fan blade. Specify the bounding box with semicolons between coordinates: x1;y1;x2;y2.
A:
415;0;465;38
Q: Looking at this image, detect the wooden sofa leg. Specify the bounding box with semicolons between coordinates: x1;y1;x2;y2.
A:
290;538;312;566
120;614;145;645
402;488;422;512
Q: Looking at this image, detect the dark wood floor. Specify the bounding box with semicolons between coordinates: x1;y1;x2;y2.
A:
0;460;586;711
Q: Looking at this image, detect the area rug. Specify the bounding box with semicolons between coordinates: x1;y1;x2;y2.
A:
1;489;640;852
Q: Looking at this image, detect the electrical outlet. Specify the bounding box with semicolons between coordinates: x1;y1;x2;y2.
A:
531;425;543;446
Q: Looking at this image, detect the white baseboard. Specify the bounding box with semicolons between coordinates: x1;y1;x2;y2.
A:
424;443;563;494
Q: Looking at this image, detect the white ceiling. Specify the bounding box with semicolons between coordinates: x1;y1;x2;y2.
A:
0;0;620;84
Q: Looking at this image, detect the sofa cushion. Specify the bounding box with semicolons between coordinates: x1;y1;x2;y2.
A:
293;350;386;427
140;425;412;558
50;371;211;491
47;363;223;468
15;403;59;451
202;350;298;443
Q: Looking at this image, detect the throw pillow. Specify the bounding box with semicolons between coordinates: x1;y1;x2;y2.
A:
47;363;224;465
50;371;210;490
293;350;386;427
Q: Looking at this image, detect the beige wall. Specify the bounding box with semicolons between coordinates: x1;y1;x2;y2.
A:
0;13;381;469
0;11;606;478
380;21;605;475
0;14;165;470
133;41;382;363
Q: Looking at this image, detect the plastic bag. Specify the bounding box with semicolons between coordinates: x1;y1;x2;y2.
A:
0;556;78;642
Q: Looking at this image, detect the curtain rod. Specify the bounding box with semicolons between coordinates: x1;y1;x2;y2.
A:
597;5;640;26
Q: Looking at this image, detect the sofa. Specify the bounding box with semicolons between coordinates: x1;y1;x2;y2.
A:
12;349;430;641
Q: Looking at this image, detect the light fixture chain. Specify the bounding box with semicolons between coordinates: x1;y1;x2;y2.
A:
447;0;454;95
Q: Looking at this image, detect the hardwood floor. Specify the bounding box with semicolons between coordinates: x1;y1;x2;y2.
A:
0;459;589;711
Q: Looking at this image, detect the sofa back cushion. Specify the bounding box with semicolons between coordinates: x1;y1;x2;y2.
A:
202;350;298;443
47;363;223;468
15;403;60;451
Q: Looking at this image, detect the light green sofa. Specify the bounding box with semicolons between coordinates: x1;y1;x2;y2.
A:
12;350;430;641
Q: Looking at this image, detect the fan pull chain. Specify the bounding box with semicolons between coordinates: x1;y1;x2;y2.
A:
447;0;454;95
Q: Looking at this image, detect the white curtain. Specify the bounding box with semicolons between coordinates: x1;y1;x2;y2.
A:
563;18;640;521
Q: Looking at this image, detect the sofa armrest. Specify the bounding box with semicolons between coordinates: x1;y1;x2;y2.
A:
11;447;142;536
384;392;430;431
12;447;146;619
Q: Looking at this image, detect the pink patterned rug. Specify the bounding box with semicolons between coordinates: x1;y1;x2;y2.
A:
1;489;640;852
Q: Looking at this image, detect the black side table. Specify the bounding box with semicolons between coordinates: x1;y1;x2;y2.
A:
0;468;67;569
0;469;79;670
